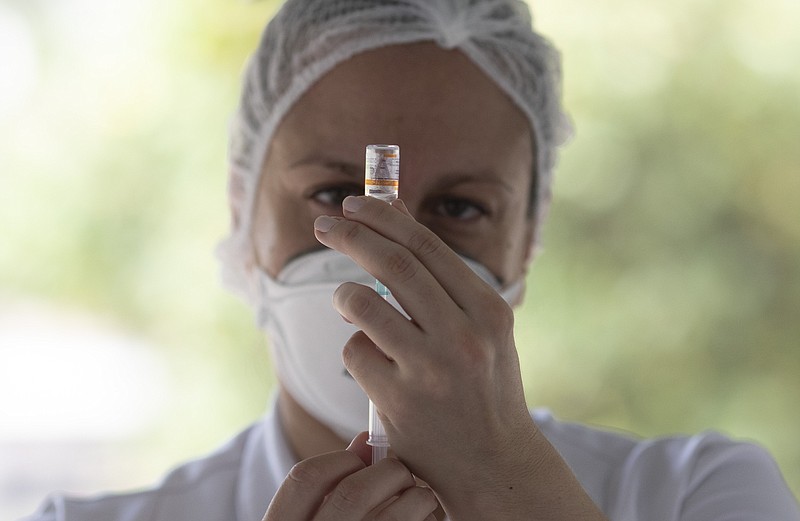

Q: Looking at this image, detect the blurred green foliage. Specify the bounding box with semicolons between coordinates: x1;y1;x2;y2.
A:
1;0;797;500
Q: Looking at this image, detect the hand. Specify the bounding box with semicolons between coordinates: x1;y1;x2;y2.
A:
313;196;535;507
313;196;606;520
263;432;439;521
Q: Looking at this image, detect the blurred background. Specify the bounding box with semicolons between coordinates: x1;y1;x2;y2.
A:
1;0;798;518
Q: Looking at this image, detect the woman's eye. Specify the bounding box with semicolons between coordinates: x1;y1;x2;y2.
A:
434;198;486;221
311;185;362;207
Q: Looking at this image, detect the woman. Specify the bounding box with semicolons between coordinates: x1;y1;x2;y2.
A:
25;1;799;520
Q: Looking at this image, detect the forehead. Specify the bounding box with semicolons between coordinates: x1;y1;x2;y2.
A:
270;42;533;177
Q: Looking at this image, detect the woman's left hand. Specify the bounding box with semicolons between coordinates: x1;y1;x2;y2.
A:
313;195;606;521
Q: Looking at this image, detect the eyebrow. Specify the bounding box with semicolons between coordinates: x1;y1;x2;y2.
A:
431;171;515;194
290;154;515;193
289;154;362;178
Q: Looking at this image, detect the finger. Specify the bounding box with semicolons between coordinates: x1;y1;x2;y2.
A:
342;196;498;313
264;452;365;521
346;431;372;467
341;330;397;405
371;486;439;521
314;458;416;520
333;282;423;361
315;215;456;332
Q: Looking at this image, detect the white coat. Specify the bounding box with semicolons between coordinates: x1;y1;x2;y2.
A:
21;408;800;520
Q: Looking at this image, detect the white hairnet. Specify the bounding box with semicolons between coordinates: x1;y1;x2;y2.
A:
217;0;572;303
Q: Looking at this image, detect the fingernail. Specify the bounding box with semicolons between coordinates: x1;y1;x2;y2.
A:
342;196;365;213
314;215;338;232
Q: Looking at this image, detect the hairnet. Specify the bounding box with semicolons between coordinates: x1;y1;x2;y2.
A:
217;0;572;303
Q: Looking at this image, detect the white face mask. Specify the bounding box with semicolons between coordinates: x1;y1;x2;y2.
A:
256;248;524;441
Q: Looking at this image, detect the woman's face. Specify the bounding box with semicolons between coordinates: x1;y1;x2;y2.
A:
252;42;535;287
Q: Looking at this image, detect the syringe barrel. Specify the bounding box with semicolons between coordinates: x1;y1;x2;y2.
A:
367;399;389;447
368;399;389;464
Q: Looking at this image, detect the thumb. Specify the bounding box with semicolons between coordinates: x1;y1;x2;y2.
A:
346;431;372;466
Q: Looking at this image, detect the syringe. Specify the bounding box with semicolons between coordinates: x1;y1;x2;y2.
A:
364;144;400;463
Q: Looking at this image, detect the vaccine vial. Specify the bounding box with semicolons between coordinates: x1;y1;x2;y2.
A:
365;144;400;203
364;144;399;300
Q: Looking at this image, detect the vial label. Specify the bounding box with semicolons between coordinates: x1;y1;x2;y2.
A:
365;144;399;202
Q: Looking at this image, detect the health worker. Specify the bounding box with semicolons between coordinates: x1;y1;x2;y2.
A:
23;1;800;520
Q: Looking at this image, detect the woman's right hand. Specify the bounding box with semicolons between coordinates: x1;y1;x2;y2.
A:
262;432;439;521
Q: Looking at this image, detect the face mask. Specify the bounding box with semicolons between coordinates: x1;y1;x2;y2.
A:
256;248;524;441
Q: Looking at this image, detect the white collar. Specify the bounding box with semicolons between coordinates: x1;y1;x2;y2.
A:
235;395;298;521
